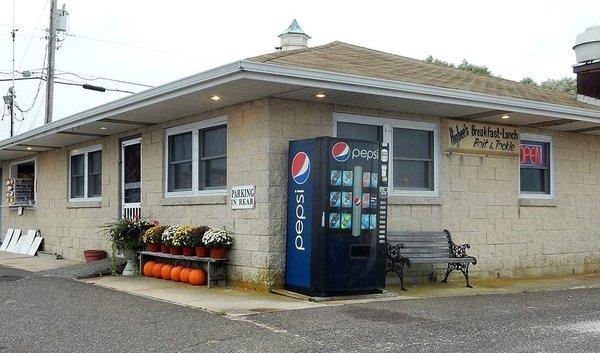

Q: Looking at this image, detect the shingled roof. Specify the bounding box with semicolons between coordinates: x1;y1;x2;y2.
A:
248;41;599;111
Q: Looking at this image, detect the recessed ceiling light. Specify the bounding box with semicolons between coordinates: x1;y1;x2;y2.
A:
501;115;510;119
99;127;107;130
315;92;327;99
26;147;32;150
210;95;221;101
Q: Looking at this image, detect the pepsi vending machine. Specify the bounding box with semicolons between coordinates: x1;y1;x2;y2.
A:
286;137;389;296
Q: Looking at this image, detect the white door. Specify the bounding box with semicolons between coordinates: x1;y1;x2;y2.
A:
121;138;142;219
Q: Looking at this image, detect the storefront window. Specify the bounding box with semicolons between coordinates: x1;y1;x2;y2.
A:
168;132;193;192
9;159;36;205
69;146;102;201
200;126;227;189
393;128;434;191
165;117;228;197
335;113;439;196
520;135;553;198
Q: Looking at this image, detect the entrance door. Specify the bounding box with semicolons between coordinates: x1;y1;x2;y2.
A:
121;138;142;219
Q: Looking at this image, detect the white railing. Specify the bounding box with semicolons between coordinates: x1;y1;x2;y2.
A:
122;205;141;220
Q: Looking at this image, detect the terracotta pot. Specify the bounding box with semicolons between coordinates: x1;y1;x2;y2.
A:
148;243;160;252
182;246;194;256
170;246;182;255
210;247;227;259
83;250;106;263
195;246;209;258
160;244;170;253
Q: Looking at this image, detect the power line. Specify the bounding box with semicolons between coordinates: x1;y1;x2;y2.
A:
54;80;135;94
53;71;153;88
15;43;48;114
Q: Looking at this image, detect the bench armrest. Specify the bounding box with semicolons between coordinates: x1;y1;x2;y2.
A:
386;243;404;260
450;242;471;258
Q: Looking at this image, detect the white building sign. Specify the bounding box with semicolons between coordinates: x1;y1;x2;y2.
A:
230;185;255;209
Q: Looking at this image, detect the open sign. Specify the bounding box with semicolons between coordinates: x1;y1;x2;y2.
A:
520;143;546;168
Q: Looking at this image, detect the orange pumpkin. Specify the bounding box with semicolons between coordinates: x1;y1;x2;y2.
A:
188;269;207;286
180;268;192;283
143;261;156;277
161;264;174;280
170;266;184;282
152;263;165;278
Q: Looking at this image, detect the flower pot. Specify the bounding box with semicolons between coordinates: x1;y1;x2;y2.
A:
148;243;161;252
195;246;209;258
160;244;170;253
182;246;194;256
83;250;106;263
170;246;182;255
121;250;139;276
210;247;227;259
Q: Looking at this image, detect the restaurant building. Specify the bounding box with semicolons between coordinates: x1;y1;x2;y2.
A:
1;22;600;289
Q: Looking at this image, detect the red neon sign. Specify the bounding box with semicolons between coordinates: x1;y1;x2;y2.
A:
520;143;545;168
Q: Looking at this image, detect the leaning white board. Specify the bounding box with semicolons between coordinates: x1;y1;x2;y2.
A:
0;229;14;251
5;229;21;252
26;237;43;256
17;230;37;254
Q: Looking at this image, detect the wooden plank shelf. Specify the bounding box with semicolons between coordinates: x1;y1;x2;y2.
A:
138;251;227;287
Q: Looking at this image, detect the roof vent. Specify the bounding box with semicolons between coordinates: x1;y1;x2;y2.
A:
278;19;310;51
573;26;600;101
574;26;600;64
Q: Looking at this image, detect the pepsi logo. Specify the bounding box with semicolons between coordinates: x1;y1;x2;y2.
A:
291;152;311;185
331;142;350;162
353;196;361;206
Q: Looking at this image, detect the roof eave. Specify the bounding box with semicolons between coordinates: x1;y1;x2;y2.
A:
239;60;600;123
0;61;244;151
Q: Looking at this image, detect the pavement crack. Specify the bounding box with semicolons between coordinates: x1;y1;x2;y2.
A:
229;316;323;346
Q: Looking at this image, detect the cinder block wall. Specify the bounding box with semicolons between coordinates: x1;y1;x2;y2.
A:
3;97;600;289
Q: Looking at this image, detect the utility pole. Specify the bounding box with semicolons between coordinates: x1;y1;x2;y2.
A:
44;0;57;125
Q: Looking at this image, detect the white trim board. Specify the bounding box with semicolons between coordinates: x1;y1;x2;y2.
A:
26;236;43;256
16;230;37;254
5;229;21;252
0;229;14;251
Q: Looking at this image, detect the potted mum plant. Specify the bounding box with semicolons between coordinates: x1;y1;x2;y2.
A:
143;225;166;252
161;225;178;254
173;225;194;256
106;218;152;275
189;226;210;257
202;227;233;259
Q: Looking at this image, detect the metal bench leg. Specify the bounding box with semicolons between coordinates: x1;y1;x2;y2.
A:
398;262;407;291
441;263;454;283
458;263;473;288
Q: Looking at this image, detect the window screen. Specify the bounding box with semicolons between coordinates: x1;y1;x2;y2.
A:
168;132;193;192
70;154;85;198
337;122;383;142
199;125;227;189
87;150;102;198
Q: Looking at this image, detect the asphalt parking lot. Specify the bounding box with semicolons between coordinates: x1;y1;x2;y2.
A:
1;265;599;352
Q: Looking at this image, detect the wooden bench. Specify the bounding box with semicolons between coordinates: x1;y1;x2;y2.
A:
138;251;226;288
386;230;477;290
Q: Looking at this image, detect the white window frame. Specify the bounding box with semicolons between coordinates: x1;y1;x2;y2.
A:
68;145;102;202
519;133;555;200
164;116;228;198
9;157;37;205
333;112;440;197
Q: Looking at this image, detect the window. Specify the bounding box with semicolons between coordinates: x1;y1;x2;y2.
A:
69;146;102;201
9;159;36;205
334;113;439;196
519;134;554;199
165;116;227;196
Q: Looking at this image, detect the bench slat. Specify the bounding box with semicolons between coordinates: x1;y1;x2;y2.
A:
388;231;447;237
387;236;448;242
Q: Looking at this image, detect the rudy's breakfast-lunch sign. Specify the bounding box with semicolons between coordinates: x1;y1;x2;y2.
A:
441;119;520;157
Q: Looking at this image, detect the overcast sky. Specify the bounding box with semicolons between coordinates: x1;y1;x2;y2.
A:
0;0;597;140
